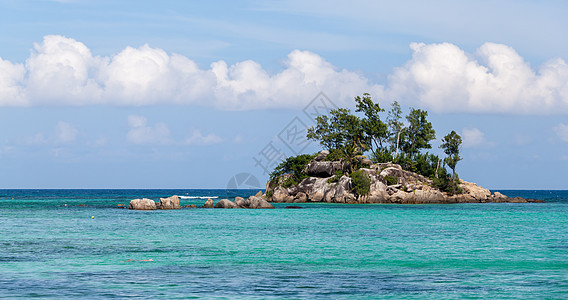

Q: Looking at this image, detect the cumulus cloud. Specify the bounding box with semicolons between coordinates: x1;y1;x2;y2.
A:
185;130;223;146
388;42;568;114
0;35;381;109
126;115;171;145
553;123;568;142
1;35;567;114
461;128;487;148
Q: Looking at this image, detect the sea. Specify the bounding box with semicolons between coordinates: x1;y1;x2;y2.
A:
0;189;567;299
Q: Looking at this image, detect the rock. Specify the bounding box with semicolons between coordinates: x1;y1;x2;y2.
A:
158;195;181;209
295;192;308;203
272;186;294;203
285;206;303;209
117;204;126;208
189;204;197;208
215;199;237;208
255;190;264;197
306;161;342;177
234;196;246;207
244;196;275;209
314;150;330;161
129;198;157;210
203;198;214;208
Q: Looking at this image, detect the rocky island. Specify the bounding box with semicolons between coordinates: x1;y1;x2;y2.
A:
265;150;539;204
263;93;540;205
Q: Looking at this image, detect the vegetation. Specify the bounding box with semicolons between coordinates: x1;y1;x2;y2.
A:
384;175;398;186
327;170;344;183
270;153;316;187
440;130;462;181
349;170;371;196
271;92;466;196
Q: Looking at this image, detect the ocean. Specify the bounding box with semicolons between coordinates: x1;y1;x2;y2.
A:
1;189;567;299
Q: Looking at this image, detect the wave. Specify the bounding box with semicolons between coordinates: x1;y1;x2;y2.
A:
179;196;219;199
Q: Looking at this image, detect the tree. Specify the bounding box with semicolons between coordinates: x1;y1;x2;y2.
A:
307;108;367;172
386;101;405;158
440;130;462;181
401;108;436;158
354;93;388;153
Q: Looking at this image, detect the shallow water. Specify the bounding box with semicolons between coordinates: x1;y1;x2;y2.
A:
1;190;567;298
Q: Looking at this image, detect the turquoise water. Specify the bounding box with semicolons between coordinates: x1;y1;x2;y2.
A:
1;190;567;299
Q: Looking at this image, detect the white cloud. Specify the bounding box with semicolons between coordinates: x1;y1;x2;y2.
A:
1;35;567;114
388;42;568;114
185;130;222;146
23;121;79;145
0;35;382;110
55;121;79;143
553;123;568;142
126;115;171;145
462;128;487;148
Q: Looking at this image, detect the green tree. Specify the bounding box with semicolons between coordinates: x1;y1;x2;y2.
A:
401;108;436;158
440;130;462;181
354;93;388;153
307;108;367;172
270;153;316;186
386;101;405;158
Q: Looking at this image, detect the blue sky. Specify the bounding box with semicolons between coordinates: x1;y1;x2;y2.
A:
0;0;566;189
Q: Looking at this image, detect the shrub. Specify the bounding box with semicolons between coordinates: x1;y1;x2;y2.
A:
371;148;393;163
282;176;296;188
384;175;398;186
270;153;317;186
349;170;371;196
324;148;346;162
327;170;344;183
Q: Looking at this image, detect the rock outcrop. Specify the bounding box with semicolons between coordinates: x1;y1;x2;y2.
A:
234;196;246;207
215;199;237;208
203;198;214;208
129;198;157;210
266;150;537;204
158;195;181;209
243;192;274;209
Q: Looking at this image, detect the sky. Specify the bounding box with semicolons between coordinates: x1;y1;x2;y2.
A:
0;0;566;189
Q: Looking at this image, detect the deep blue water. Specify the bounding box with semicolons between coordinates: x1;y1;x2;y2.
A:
0;189;567;299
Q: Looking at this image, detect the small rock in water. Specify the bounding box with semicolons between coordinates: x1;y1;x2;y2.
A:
285;206;303;209
203;198;214;208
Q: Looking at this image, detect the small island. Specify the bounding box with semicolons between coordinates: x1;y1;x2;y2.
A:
265;94;540;204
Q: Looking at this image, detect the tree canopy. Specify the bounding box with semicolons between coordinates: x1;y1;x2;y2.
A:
303;93;464;194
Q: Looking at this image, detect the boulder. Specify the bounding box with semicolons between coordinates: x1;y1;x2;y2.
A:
306;161;342;177
158;195;181;209
272;186;294;203
295;192;308;203
314;150;330;161
215;199;237;208
459;180;491;201
234;196;246;207
129;198;157;210
244;196;275;209
203;198;214;208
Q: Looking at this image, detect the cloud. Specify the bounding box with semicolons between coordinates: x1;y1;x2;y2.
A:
23;121;79;145
388;42;568;114
55;121;79;143
461;128;487;148
0;35;382;110
185;130;223;146
126;115;171;145
553;123;568;142
1;35;567;114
